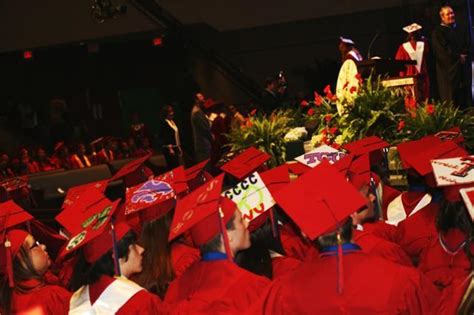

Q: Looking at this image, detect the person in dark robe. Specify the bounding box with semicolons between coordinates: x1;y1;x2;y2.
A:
159;105;182;171
431;5;472;108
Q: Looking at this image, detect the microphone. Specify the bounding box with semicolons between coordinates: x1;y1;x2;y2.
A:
367;31;381;59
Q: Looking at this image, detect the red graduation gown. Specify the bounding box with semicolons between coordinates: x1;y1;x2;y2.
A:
72;275;167;314
165;259;270;313
10;279;71;314
354;229;413;266
396;202;439;260
258;250;439;314
279;223;317;261
271;256;302;279
418;229;472;290
438;276;471;314
171;241;201;278
362;221;399;243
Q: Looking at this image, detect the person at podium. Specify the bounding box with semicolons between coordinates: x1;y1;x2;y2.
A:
395;23;430;101
338;36;363;63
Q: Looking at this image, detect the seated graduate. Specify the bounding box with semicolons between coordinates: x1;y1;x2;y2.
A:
0;201;70;315
165;174;271;313
257;162;440;314
64;199;167;314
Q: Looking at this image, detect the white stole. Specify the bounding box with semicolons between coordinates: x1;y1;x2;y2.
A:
166;119;180;147
348;50;363;62
385;193;431;226
402;41;424;73
69;277;144;314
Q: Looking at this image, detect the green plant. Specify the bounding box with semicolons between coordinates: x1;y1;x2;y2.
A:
225;109;295;167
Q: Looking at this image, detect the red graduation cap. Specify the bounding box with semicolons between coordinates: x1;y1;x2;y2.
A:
55;190;110;235
410;141;467;177
185;159;210;182
61;179;108;210
397;136;442;169
169;174;237;259
273;161;367;241
220;147;271;180
109;153;153;183
286;162;311;176
434;127;464;145
0;200;33;230
155;166;188;196
332;153;355;177
347;154;371;190
83;221;130;264
342;136;389;163
58;198;121;261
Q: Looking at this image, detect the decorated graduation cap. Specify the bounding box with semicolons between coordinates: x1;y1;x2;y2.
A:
220;147;271;180
0;201;34;287
403;23;422;33
56;190;110;235
431;155;474;202
434;127;464;145
168;174;237;259
59;198;121;261
460;187;474;222
273;161;367;294
340;36;355;45
295;144;346;169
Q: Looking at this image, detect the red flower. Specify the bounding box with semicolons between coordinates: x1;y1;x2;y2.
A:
322;136;329;144
307;108;315;116
343;81;349;89
314;92;323;106
425;104;435;115
300;100;309;107
324;114;332;123
329;127;338;135
404;97;416;110
321;129;328;135
249;108;257;116
330;94;338;102
324;85;332;95
244;118;253;128
397;120;405;132
355;73;363;84
349;86;357;94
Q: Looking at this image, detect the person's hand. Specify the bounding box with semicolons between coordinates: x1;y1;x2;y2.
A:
169;145;175;155
460;54;467;64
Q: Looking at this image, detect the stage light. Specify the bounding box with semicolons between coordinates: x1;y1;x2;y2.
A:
23;51;33;60
153;37;163;46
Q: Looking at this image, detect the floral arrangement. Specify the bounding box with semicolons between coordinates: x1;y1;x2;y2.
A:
284;127;308;142
225;109;296;167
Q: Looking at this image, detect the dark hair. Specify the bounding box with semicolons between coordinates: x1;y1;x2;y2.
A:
235;217;285;279
132;214;174;299
0;246;45;314
200;213;236;254
436;201;474;271
160;105;173;121
68;230;137;292
314;218;353;250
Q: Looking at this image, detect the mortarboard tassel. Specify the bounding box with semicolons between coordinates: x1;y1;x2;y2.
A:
218;207;233;262
110;222;121;276
5;239;14;287
336;232;344;295
269;208;279;239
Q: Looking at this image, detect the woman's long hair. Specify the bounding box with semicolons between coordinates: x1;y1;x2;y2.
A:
0;245;45;315
132;213;174;299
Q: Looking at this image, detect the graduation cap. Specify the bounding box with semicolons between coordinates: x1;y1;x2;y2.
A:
342;136;389;164
273;162;367;294
168;174;237;259
55;190;110;235
340;36;355;45
286;161;311;177
332;153;355;177
460;187;474;222
220;147;271;180
58;199;121;261
273;161;367;241
109;153;153;183
0;200;33;229
61;179;108;210
434;127;464;145
185;159;210;182
403;23;422;33
155;166;188;196
295;144;346;169
347;154;371;190
431;156;474;187
397;136;441;169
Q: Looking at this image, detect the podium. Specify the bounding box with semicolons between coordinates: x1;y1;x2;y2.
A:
357;59;422;101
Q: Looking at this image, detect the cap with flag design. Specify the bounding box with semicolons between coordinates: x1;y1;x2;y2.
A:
58;198;121;260
273;161;367;240
220;147;271;180
168;174;237;249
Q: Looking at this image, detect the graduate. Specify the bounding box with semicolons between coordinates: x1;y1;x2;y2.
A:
63;198;167;314
0;200;71;314
257;162;439;314
165;174;271;313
